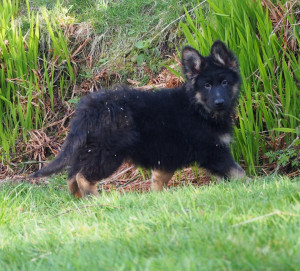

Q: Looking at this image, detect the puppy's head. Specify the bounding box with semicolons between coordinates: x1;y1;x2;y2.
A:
182;41;241;116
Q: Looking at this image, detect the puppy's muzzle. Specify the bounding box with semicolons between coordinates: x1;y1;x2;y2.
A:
214;98;225;110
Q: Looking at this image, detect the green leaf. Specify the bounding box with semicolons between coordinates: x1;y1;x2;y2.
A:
136;54;145;66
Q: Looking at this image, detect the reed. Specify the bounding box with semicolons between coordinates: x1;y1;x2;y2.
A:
0;0;74;164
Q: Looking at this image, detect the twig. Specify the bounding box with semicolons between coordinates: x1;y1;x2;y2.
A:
42;112;74;130
71;38;92;58
19;161;48;165
98;165;135;185
31;252;52;262
117;176;141;188
287;136;299;150
268;0;298;44
150;0;207;43
51;203;120;218
232;209;299;227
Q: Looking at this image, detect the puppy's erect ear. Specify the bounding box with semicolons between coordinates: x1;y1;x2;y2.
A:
211;40;238;71
182;46;203;80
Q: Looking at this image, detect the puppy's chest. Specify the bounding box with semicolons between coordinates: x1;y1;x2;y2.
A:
187;125;232;149
215;132;232;147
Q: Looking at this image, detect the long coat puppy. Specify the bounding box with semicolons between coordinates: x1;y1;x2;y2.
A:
31;41;246;197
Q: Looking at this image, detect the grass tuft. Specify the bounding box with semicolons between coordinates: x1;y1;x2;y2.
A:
0;0;74;166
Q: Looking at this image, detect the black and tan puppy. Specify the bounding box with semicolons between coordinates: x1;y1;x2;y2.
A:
31;41;246;197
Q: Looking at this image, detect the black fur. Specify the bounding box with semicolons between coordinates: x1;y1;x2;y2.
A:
31;41;245;184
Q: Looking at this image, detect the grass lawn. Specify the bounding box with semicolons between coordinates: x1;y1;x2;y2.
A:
0;176;299;270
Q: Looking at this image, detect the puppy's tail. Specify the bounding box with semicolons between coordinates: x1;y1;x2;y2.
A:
30;130;86;178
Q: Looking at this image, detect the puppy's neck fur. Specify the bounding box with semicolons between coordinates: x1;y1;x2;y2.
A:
183;85;233;127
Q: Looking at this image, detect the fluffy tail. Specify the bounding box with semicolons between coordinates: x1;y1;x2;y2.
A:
30;129;87;178
30;93;98;178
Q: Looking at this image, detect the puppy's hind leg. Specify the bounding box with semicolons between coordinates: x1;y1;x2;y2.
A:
67;176;83;198
76;173;99;197
75;153;124;198
151;170;174;191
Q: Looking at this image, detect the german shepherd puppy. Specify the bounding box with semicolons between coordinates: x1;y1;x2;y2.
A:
30;41;246;197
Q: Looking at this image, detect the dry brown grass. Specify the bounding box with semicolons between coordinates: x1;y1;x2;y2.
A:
262;0;299;52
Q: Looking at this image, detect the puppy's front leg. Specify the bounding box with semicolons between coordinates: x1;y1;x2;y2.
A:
226;162;246;180
151;170;174;191
204;151;246;181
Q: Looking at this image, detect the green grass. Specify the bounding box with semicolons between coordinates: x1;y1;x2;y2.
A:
0;177;299;270
28;0;198;35
0;0;74;163
26;0;200;82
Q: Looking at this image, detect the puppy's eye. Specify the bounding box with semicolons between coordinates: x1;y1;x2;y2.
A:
204;83;211;90
222;80;228;87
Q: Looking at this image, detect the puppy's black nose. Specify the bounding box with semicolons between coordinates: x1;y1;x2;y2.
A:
214;98;224;107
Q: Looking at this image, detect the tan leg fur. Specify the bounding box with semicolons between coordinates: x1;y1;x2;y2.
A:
67;176;83;198
151;170;174;191
76;173;99;197
227;163;246;180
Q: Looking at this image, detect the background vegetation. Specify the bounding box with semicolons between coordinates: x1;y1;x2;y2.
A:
0;0;299;179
